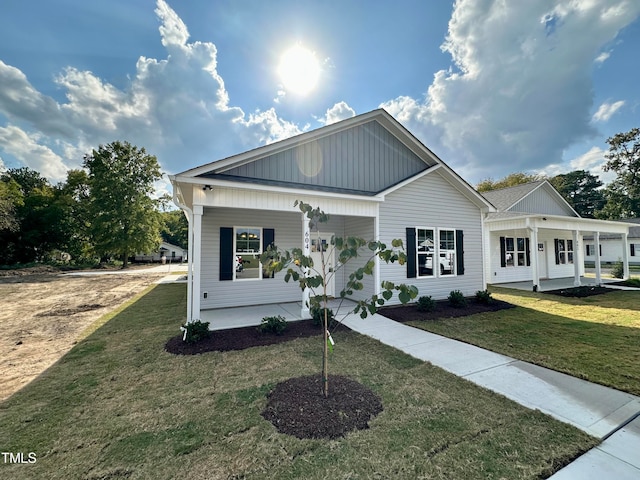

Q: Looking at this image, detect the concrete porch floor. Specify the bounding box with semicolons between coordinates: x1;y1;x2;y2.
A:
200;298;356;330
492;275;621;292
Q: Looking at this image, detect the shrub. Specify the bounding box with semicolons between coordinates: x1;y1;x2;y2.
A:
259;315;288;335
611;260;624;279
475;289;493;305
182;320;211;344
623;278;640;287
416;295;436;312
448;290;467;308
310;305;335;327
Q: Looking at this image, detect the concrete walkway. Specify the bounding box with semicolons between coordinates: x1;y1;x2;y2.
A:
340;313;640;479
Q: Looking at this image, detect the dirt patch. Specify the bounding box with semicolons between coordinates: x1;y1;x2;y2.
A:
380;299;515;322
164;319;350;355
0;270;166;401
262;374;383;439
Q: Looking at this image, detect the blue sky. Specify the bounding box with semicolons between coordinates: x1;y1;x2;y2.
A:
1;0;639;195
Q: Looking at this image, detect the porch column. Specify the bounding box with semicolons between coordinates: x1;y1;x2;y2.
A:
191;205;203;320
301;213;311;318
529;227;539;292
572;230;581;286
186;209;193;323
594;231;602;286
622;232;630;280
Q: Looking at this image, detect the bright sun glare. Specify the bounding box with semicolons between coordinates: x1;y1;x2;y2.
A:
278;45;320;96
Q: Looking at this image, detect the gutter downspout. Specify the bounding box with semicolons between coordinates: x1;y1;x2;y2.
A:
171;181;194;323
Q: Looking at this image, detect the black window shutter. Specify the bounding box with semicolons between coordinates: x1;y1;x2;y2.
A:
631;244;636;257
500;237;506;268
525;238;531;266
554;239;560;265
263;228;275;279
456;230;464;275
599;244;602;256
220;227;233;281
406;227;416;278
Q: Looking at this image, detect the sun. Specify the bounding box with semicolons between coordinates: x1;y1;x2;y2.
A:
278;45;321;96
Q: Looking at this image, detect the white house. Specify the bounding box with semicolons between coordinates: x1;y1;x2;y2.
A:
583;219;640;267
170;109;495;323
134;241;187;263
481;181;631;290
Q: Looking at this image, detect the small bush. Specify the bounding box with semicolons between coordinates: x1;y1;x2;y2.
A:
622;278;640;287
475;289;493;305
259;315;288;335
611;260;624;279
310;305;334;327
183;320;211;344
448;290;467;308
416;295;436;312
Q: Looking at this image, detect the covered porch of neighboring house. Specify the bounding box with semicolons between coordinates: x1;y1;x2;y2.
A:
492;276;622;292
485;214;631;292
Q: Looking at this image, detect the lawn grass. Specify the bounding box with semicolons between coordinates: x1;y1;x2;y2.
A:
0;284;596;479
406;287;640;396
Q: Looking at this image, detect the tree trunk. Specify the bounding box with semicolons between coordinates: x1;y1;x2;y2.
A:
122;248;129;269
323;303;329;398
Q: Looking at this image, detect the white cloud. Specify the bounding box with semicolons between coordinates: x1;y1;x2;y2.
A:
0;155;6;174
382;0;640;183
569;146;617;184
595;51;611;63
0;0;305;183
0;125;69;181
320;102;356;125
592;100;625;122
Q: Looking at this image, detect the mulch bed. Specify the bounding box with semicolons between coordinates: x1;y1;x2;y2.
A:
164;319;350;355
380;299;515;322
262;373;383;439
543;286;613;298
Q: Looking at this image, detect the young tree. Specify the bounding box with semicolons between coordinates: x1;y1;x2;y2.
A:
476;172;545;192
600;128;640;218
549;170;605;218
260;201;418;398
84;141;163;268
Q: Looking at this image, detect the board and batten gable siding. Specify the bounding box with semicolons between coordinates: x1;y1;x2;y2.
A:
510;186;576;217
378;172;485;302
210;121;428;194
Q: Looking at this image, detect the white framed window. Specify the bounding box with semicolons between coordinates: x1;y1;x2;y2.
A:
503;237;526;267
416;227;456;277
555;238;574;265
234;227;262;280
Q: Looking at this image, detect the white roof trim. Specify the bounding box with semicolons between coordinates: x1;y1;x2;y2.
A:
485;212;631;232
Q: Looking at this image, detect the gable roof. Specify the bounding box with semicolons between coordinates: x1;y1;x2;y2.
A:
481;180;579;218
173;109;494;210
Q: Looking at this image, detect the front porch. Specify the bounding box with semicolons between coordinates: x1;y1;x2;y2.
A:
200;298;357;330
493;276;621;292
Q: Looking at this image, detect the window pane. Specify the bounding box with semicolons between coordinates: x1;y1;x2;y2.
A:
440;230;455;250
506;252;514;266
567;240;573;251
558;239;565;251
568;252;574;264
417;229;434;251
517;238;525;252
235;227;262;280
517;252;525;266
506;238;515;251
236;253;260;279
559;252;566;264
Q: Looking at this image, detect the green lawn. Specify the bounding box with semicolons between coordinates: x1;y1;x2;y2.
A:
407;287;640;396
0;283;596;479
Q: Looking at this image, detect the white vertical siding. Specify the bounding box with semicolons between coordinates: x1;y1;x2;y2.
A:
378;172;485;302
511;187;576;216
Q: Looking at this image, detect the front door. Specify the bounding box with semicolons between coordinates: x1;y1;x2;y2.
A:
537;242;548;279
309;232;335;297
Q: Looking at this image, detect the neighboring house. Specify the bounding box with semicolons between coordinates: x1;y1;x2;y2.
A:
481;181;631;290
134;241;187;263
583;218;640;266
170;109;495;323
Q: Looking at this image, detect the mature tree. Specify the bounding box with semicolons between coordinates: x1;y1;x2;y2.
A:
261;201;418;398
599;128;640;218
0;178;22;232
84;141;163;268
160;209;188;249
54;169;93;261
0;168;68;263
549;170;605;218
476;172;545;192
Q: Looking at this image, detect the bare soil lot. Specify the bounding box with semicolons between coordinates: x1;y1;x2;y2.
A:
0;268;167;401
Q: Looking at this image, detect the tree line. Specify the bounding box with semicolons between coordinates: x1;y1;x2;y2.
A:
0;141;187;268
477;128;640;219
